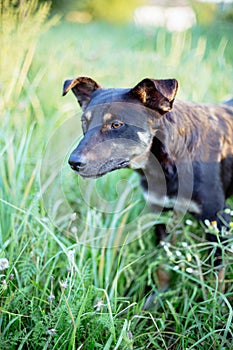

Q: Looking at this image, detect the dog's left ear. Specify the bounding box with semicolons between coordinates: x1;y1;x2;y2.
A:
131;78;178;114
62;76;101;110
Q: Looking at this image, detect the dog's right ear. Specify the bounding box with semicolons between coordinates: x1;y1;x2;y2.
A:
62;77;101;110
130;78;178;114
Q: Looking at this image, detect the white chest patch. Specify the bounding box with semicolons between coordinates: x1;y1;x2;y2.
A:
144;192;201;214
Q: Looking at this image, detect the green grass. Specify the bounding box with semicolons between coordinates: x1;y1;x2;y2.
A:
1;1;233;349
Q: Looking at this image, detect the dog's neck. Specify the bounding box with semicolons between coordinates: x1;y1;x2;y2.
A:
152;103;203;162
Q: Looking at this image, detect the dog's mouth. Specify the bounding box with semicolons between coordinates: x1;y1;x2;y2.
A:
76;158;130;179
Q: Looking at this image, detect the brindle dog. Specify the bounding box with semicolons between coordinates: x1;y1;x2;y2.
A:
63;76;233;290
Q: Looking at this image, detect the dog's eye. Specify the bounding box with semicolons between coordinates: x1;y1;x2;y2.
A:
111;121;124;129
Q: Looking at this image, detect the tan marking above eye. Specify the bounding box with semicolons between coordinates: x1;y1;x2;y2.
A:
85;111;92;121
103;113;113;122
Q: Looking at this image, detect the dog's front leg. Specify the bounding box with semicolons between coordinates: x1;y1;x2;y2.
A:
143;222;171;310
206;231;226;293
155;223;168;243
154;222;172;292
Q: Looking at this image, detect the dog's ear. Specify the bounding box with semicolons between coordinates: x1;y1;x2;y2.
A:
131;78;178;114
62;77;101;110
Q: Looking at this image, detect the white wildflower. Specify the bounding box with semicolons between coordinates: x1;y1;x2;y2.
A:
176;250;182;257
163;244;170;252
70;212;77;221
163;244;170;253
182;242;188;248
67;249;75;265
160;241;170;247
94;299;104;312
42;217;50;223
59;280;68;289
71;226;78;234
0;258;9;271
204;219;210;227
2;279;7;290
186;267;193;273
48;294;55;302
47;328;57;335
185;219;193;226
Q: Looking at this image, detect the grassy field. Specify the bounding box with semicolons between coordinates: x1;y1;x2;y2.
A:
1;2;233;349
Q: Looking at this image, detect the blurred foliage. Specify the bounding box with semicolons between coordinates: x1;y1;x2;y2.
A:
0;0;59;126
42;0;233;25
191;1;233;25
191;1;217;25
44;0;142;23
78;0;142;23
220;4;233;23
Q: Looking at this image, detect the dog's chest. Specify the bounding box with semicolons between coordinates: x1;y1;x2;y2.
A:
139;158;201;214
143;190;201;214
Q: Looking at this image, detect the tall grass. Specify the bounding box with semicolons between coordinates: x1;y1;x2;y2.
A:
1;1;233;349
0;0;58;126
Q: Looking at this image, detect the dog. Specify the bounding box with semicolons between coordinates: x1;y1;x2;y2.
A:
63;76;233;288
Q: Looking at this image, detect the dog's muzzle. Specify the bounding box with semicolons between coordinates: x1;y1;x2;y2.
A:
68;154;86;172
68;153;129;178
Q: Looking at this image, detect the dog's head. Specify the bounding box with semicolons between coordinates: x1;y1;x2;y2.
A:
63;76;178;178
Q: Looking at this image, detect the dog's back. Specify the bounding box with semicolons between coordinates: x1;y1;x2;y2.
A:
224;98;233;107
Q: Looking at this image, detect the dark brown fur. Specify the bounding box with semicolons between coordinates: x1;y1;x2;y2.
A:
63;76;233;271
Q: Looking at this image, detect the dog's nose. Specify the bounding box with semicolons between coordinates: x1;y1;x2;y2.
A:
68;154;86;171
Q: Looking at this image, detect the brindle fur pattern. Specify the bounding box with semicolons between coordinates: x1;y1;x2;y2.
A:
63;76;233;251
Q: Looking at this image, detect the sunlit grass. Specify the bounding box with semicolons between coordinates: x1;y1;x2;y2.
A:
0;1;233;348
0;0;59;127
